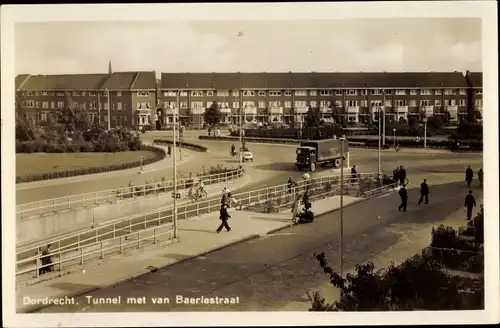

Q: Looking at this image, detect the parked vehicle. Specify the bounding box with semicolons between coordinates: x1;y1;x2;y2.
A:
295;139;348;171
242;149;254;162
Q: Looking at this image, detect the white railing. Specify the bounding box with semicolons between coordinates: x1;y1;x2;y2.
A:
16;172;383;279
16;167;245;218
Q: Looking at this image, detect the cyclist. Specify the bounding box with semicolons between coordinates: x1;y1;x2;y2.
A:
197;180;206;198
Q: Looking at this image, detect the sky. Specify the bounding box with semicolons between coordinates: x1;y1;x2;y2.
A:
15;18;482;78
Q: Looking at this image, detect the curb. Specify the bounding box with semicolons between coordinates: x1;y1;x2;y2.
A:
21;234;260;314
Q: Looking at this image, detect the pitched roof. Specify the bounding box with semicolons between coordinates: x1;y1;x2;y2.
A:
18;74;109;91
160;72;468;89
130;71;156;90
100;72;137;90
15;74;30;90
468;72;482;88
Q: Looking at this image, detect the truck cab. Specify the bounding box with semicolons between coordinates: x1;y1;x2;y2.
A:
296;146;317;171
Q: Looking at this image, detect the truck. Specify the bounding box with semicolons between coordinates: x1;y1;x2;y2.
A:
295;139;348;171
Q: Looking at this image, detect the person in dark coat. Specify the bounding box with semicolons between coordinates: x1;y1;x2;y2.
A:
351;165;358;183
302;191;311;210
216;204;231;233
477;168;484;188
399;166;407;186
418;179;429;205
398;185;408;212
393;167;400;183
40;244;53;274
465;165;474;188
464;190;476;221
167;145;172;157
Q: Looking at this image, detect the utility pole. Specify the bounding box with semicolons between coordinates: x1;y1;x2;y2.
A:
238;89;243;167
382;91;386;147
97;92;101;126
173;89;180;238
378;107;382;182
339;137;345;278
106;88;111;131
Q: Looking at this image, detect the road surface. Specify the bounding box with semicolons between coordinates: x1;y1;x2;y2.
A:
36;180;482;312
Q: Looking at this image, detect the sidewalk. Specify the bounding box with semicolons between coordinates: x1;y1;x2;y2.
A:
16;144;194;190
16;194;363;313
279;197;484;311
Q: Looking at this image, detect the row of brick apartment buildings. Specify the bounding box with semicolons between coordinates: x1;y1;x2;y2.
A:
15;68;483;130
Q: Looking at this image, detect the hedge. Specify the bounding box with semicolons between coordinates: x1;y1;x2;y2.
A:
153;139;208;152
16;145;166;183
199;135;483;151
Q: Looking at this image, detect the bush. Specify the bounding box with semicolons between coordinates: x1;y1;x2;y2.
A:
309;253;483;311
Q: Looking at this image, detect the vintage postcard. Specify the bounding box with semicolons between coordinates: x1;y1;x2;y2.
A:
1;1;498;327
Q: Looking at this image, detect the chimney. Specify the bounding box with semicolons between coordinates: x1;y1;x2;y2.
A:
108;61;112;74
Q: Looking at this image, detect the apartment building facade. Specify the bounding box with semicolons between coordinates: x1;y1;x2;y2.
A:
15;71;157;129
465;71;483;121
157;72;470;129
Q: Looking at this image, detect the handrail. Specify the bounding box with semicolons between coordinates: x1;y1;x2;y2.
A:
16;167;245;218
16;172;383;278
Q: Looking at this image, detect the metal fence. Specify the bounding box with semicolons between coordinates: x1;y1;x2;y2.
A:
16;172;384;280
16;167;245;218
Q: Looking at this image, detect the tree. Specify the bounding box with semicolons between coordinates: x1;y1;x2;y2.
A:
330;102;343;127
427;115;444;130
203;102;222;128
309;252;483;311
305;106;321;128
408;116;419;129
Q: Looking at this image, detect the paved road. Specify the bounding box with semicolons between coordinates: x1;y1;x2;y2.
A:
36;180;482;312
17;130;482;207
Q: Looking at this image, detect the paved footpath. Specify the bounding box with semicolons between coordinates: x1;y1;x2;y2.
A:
17;195;363;313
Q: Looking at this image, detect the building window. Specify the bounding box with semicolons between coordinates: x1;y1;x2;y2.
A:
117;102;122;110
164;91;177;97
309;90;317;96
232;102;239;108
459;89;467;95
475;99;482;106
320;90;331;96
27;92;33;96
395;100;407;107
50;101;55;109
180;91;188;97
421;89;432;95
334;90;342;96
435;89;442;95
410;90;417;95
49;92;55;96
89;102;97;110
81;91;86;96
255;90;265;97
180;101;188;108
370;89;382;95
41;92;48;96
476;89;483;95
258;101;266;108
444;89;455;95
89;92;97;96
116;91;122;97
459;99;466;106
295;90;307;96
294;101;307;108
360;100;368;107
435;100;441;107
309;100;317;108
242;90;255;97
26;100;35;108
81;103;86;110
335;100;342;107
192;101;204;109
35;101;40;108
232;90;239;97
243;101;255;108
269;101;280;108
72;92;80;96
444;99;456;106
269;91;281;96
284;101;292;108
370;100;383;108
420;100;432;107
57;101;65;108
191;91;203;97
103;102;109;110
216;90;229;97
346;90;357;96
385;90;392;95
35;92;40;96
206;91;214;97
409;100;417;107
138;91;150;97
360;90;367;96
345;100;358;107
283;90;292;96
395;89;406;95
385;100;392;107
320;100;331;108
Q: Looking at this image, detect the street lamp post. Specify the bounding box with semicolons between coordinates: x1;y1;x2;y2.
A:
238;93;243;167
339;136;346;278
106;88;111;131
172;90;181;238
393;128;396;148
423;117;428;149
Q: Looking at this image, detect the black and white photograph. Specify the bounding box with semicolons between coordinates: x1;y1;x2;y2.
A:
1;2;498;327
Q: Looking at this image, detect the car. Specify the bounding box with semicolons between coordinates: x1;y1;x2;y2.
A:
242;150;254;162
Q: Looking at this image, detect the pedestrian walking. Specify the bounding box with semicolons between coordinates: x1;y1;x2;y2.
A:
287;177;297;194
465;165;473;188
478;168;484;188
464;190;476;221
393;167;400;183
398;185;408;212
302;191;311;211
41;244;53;274
351;165;358;183
216;204;231;233
418;179;429;205
399;166;407;186
167;145;172;157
